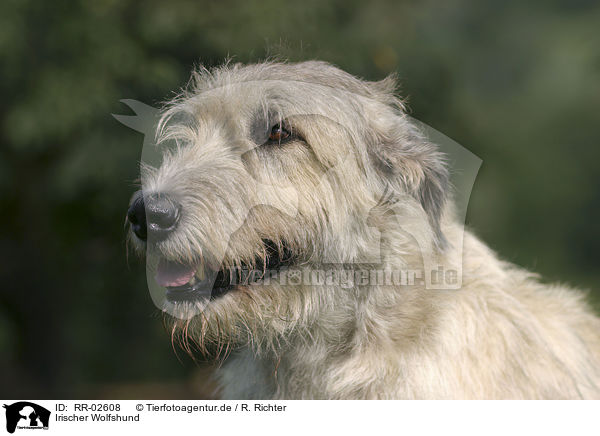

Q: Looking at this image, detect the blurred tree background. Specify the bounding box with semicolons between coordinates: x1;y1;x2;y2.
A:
1;0;599;398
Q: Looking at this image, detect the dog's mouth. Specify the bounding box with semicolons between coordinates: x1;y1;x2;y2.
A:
157;240;295;303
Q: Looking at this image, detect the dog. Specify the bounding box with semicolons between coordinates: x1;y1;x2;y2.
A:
126;60;600;399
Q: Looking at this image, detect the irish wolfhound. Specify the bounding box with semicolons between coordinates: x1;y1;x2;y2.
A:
126;61;600;399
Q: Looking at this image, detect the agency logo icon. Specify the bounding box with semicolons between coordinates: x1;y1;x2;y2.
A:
3;402;50;434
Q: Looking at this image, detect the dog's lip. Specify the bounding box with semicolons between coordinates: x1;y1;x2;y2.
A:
155;259;197;288
162;265;217;301
163;266;256;302
163;266;257;302
161;239;296;303
165;277;217;301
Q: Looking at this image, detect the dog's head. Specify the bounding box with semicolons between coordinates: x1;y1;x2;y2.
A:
126;61;448;354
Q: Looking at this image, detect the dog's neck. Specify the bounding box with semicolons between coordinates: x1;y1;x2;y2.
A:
217;266;446;399
215;219;464;399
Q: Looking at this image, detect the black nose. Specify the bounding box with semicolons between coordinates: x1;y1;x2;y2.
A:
127;193;180;241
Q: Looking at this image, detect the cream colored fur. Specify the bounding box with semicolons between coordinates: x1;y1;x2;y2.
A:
129;61;600;399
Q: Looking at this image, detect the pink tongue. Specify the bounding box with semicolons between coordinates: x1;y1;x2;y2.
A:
155;259;196;287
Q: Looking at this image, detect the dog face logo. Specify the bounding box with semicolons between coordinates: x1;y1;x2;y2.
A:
116;98;481;320
116;64;481;325
3;402;50;434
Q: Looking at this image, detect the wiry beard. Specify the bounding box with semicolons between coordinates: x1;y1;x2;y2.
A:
161;272;346;361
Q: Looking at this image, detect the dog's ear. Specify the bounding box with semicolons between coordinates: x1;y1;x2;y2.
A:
370;115;449;248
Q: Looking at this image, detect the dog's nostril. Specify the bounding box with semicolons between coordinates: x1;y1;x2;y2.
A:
127;193;180;242
145;194;180;232
127;196;147;241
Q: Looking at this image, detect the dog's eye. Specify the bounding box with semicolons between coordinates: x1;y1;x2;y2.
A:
268;123;291;143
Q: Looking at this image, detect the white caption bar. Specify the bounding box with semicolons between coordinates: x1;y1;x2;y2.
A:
1;400;597;436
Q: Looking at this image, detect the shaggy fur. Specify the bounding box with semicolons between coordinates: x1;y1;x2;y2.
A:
129;60;600;399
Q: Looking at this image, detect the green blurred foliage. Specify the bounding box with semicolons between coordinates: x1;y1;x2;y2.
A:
0;0;598;397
